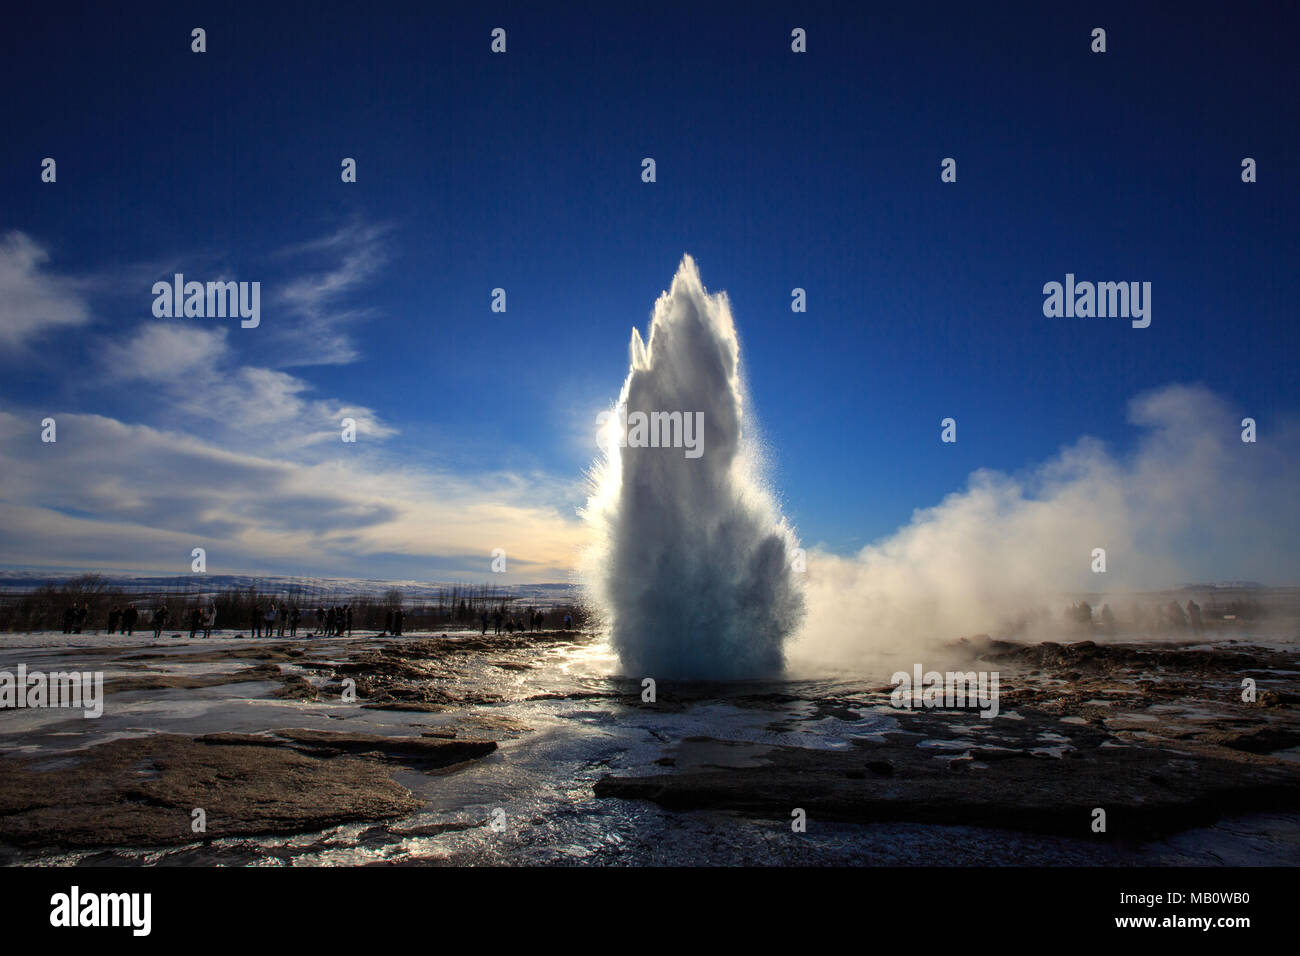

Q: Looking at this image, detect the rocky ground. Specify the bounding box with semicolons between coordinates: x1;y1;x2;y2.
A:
596;637;1300;840
1;627;1297;863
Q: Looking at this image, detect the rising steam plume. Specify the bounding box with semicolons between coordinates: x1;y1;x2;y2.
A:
787;384;1300;674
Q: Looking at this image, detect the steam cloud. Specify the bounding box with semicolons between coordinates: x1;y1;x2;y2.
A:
788;384;1300;674
581;255;804;679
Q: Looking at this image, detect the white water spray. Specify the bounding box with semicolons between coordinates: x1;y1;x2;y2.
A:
581;255;804;679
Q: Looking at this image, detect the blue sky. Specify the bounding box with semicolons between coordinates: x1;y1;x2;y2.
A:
1;2;1297;581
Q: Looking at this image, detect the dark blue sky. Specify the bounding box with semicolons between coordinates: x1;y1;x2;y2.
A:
1;1;1296;577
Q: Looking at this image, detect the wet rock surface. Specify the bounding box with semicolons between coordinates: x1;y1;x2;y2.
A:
595;710;1300;838
319;631;591;708
595;637;1300;839
0;629;582;858
2;628;1298;862
197;729;497;768
0;733;423;848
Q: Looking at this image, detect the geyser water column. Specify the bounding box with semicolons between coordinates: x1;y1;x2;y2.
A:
581;255;804;679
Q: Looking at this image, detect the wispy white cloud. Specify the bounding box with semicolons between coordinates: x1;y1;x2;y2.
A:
271;221;391;366
0;231;91;349
101;321;395;450
103;321;231;382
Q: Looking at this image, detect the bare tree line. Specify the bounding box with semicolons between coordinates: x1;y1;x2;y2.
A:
0;574;589;634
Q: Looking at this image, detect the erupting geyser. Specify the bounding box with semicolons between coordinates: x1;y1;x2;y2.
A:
581;255;804;679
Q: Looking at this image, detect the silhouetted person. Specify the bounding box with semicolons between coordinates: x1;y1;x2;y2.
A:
153;605;168;639
480;611;489;635
189;606;202;639
252;604;263;638
204;604;216;638
263;602;276;638
345;605;353;636
394;608;404;636
289;606;300;637
493;610;502;635
1187;599;1203;634
107;605;121;634
123;604;137;635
